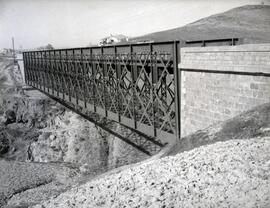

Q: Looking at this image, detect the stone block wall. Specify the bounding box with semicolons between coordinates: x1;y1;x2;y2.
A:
179;44;270;137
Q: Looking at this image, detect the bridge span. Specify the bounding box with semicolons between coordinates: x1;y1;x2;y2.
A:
23;38;240;155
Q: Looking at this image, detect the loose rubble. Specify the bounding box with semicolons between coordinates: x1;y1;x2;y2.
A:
0;159;78;207
35;137;270;208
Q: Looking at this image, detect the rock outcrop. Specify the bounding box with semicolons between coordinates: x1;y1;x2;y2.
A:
0;58;148;168
0;58;149;207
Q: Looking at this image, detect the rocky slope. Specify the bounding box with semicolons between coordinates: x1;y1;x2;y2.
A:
33;101;270;208
0;57;148;207
133;5;270;44
34;137;270;208
0;88;147;166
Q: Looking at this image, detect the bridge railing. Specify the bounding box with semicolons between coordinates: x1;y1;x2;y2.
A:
23;38;241;143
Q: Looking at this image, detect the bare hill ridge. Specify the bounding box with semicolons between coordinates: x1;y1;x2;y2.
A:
132;5;270;43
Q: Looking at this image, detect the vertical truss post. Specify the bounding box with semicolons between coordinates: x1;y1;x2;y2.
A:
38;52;41;89
31;52;34;87
72;49;78;106
54;50;59;97
30;52;32;86
41;52;43;91
38;52;40;90
42;51;44;91
41;52;44;91
53;50;56;95
44;51;47;92
27;52;29;85
149;43;156;137
29;52;32;85
50;50;52;94
45;51;47;92
38;52;40;89
66;50;71;102
49;51;53;95
44;51;46;91
33;52;36;87
25;52;28;85
81;48;86;108
47;51;49;93
35;52;38;88
24;52;27;85
27;52;30;85
29;52;31;86
28;52;30;84
41;52;44;90
59;50;64;99
32;52;35;86
33;52;36;88
133;46;138;128
101;47;108;117
39;52;42;89
173;41;181;139
22;52;26;84
49;51;55;95
35;52;37;88
63;50;68;99
56;50;59;96
42;52;44;90
47;51;49;92
28;52;30;85
130;44;137;129
90;48;96;112
114;46;121;123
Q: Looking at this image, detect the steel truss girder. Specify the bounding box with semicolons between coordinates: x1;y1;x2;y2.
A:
23;41;181;155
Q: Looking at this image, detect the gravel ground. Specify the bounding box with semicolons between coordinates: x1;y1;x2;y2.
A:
34;136;270;208
6;182;67;208
0;160;78;207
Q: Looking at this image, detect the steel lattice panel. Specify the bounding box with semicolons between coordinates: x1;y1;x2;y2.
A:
23;41;181;146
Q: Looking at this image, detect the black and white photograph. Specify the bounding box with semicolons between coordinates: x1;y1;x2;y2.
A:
0;0;270;207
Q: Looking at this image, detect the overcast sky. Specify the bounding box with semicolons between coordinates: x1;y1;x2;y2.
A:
0;0;265;49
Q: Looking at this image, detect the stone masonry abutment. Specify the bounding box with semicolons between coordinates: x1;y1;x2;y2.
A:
179;43;270;137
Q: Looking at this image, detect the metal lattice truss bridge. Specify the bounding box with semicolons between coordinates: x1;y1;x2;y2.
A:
23;41;181;155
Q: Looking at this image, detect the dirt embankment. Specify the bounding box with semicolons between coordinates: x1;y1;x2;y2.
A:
0;159;78;207
35;137;270;208
33;100;270;208
168;103;270;155
33;102;270;208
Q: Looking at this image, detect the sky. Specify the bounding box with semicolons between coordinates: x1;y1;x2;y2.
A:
0;0;266;50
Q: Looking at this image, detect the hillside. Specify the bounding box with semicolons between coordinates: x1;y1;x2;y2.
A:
132;5;270;43
0;58;148;207
0;57;22;87
34;102;270;208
